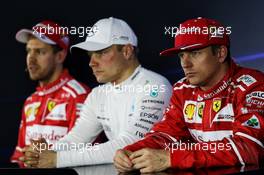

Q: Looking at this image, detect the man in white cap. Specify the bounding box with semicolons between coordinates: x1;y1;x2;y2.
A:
11;20;92;167
22;17;172;168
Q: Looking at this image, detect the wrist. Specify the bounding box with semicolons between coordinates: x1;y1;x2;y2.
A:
53;151;57;168
166;150;171;168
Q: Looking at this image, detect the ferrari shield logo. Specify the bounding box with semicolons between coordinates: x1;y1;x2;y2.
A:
213;98;221;113
47;100;56;112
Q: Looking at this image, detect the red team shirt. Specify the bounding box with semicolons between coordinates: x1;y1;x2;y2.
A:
125;60;264;169
11;69;91;165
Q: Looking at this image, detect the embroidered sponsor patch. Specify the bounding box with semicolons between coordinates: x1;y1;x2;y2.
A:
246;99;264;107
24;102;41;122
150;89;159;97
242;115;260;129
47;100;56;112
237;75;257;87
197;102;204;118
45;103;67;121
183;101;203;123
246;91;264;101
212;104;234;122
240;107;248;114
184;101;196;120
213;98;222;113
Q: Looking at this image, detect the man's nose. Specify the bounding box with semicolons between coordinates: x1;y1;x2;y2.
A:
89;54;98;67
180;53;192;68
27;51;37;62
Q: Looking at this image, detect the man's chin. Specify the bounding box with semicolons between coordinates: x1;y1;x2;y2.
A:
96;79;107;83
187;78;200;86
95;76;108;83
29;74;40;81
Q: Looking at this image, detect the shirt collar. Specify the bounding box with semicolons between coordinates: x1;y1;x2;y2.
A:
195;59;237;100
36;69;71;96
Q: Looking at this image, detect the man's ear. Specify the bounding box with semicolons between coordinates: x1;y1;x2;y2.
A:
55;49;67;64
122;44;134;60
218;45;228;63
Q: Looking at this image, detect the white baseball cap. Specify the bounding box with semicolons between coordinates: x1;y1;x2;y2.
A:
16;20;70;50
71;17;138;51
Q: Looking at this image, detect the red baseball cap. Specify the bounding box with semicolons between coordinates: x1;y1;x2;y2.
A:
160;17;230;56
16;20;70;50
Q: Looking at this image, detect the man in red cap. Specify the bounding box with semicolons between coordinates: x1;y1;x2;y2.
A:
11;20;92;166
114;17;264;173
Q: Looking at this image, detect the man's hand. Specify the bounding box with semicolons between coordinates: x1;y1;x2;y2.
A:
113;149;134;172
19;145;39;168
19;138;49;168
130;148;171;173
37;150;57;168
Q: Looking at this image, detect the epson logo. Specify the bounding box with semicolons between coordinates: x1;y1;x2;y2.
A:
140;112;159;120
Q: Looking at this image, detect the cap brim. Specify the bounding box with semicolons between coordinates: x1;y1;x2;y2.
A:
160;47;181;56
16;29;34;43
15;29;56;45
160;43;207;56
70;41;111;52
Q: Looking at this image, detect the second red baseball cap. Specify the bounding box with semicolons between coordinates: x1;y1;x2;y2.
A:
16;20;70;50
160;17;230;56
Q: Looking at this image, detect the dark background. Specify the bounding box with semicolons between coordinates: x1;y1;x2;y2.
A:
1;0;264;166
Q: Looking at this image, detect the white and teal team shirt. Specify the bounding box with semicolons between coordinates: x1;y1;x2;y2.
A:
53;65;172;167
